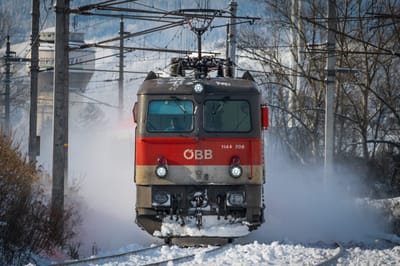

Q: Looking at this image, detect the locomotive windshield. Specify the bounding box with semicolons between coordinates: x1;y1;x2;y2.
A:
204;100;251;132
147;100;194;132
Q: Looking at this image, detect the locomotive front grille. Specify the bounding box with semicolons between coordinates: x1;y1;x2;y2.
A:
137;184;262;221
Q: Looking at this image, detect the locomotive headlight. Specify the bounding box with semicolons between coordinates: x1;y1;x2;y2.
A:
229;156;242;178
155;165;168;178
193;83;204;93
227;191;246;207
155;156;168;178
230;165;242;178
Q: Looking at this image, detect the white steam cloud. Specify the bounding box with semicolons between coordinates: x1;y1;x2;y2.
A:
244;132;388;244
35;91;157;256
36;106;388;256
28;94;388;257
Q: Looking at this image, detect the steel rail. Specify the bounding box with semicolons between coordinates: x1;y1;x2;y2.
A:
50;244;165;266
315;242;345;266
142;244;230;266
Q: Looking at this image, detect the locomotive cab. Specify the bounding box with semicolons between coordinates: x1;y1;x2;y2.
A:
133;67;267;242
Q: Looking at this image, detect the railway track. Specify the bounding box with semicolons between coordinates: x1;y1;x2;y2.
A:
52;241;342;266
50;242;228;266
51;238;400;265
51;244;165;265
315;242;345;266
315;235;400;266
142;244;230;266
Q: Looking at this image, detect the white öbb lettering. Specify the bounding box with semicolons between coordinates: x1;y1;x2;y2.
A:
183;149;213;160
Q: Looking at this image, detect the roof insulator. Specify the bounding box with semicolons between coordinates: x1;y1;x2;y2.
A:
145;71;158;80
242;71;254;81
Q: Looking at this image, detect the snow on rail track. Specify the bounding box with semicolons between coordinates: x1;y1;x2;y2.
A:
142;244;229;266
49;237;400;265
49;242;343;266
315;242;344;266
178;241;343;265
51;244;166;265
50;243;226;266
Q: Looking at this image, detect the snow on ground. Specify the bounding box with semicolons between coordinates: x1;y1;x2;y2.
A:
337;243;400;265
60;239;400;265
181;241;337;266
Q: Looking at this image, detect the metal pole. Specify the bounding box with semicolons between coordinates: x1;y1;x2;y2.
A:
29;0;40;162
297;0;303;98
118;16;124;119
4;36;11;134
52;0;69;237
289;0;298;127
197;31;202;60
227;0;237;77
324;0;336;180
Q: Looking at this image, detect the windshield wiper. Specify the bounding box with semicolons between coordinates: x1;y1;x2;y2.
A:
170;96;187;113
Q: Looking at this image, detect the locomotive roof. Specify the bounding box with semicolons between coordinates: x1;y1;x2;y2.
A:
137;74;260;95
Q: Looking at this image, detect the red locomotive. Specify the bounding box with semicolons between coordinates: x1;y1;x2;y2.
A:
133;57;268;244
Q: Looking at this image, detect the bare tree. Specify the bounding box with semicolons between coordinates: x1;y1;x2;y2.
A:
239;0;400;194
239;0;327;164
0;132;81;265
334;1;400;183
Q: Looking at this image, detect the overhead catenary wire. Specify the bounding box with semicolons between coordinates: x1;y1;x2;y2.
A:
71;91;120;108
37;96;119;108
301;15;400;57
133;1;168;12
69;20;187;50
4;2;259;103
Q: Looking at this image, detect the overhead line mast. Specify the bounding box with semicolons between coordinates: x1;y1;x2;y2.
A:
118;16;124;119
52;0;69;238
227;0;237;77
29;0;40;162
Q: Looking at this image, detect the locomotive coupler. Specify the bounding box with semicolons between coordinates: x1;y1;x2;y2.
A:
195;209;203;229
179;215;185;226
217;195;223;220
191;191;208;229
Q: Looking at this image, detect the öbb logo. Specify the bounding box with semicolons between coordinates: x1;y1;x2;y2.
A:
183;149;213;160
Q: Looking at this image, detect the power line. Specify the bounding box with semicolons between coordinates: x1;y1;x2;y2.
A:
72;91;119;108
93;44;220;55
133;1;168;12
302;16;400;57
70;67;148;74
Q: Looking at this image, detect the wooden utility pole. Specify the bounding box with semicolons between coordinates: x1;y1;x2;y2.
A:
118;16;124;119
324;0;336;180
52;0;69;236
29;0;40;162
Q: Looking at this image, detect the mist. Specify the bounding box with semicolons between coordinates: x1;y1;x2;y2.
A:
34;97;389;255
13;82;389;255
31;85;157;256
68;115;156;255
244;132;388;244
